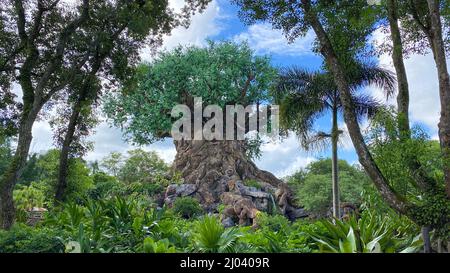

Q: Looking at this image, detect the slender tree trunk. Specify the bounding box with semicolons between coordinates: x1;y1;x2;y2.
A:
55;100;83;202
331;106;340;219
422;226;432;253
437;238;442;253
54;25;126;201
426;0;450;199
387;0;437;192
387;0;411;138
301;0;409;214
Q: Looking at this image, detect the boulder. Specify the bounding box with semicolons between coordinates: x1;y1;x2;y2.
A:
164;183;197;206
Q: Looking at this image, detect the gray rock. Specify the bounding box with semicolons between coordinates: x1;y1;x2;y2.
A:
164;183;197;206
221;217;236;228
253;197;270;211
286;207;309;220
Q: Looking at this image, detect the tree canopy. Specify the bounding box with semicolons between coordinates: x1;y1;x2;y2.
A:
104;41;277;144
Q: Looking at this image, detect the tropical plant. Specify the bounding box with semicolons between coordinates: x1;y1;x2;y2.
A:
13;183;47;222
143;237;177;253
192;215;242;253
306;210;422;253
276;62;395;219
173;197;204;219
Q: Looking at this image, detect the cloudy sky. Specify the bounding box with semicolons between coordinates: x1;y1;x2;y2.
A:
28;0;446;178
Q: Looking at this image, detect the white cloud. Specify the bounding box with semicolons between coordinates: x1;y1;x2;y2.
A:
256;134;316;178
140;0;223;61
29;121;53;154
234;23;316;56
84;122;177;164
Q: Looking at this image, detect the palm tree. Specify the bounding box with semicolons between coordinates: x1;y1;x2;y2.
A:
276;62;396;220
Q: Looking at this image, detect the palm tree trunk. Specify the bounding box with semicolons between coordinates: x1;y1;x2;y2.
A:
331;106;340;219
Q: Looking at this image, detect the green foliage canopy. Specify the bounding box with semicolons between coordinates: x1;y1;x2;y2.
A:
104;41;277;144
286;159;371;216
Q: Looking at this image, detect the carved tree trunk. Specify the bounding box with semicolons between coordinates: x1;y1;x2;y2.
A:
169;139;305;221
173;139;280;203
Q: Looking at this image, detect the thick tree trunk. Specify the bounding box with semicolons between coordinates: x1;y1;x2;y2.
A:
387;0;411;138
0;105;40;229
301;0;409;214
331;106;340;219
173;139;283;197
426;0;450;199
171;139;305;221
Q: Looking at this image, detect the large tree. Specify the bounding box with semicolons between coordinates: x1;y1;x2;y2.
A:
276;62;395;219
0;0;209;229
104;41;301;218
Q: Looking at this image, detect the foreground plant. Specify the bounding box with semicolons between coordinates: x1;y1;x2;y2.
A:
307;211;422;253
192;215;242;253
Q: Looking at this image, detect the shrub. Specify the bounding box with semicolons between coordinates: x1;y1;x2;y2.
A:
0;224;65;253
13;182;47;222
89;172;122;199
173;197;203;219
243;179;262;189
143;237;176;253
256;213;290;233
287;159;371;217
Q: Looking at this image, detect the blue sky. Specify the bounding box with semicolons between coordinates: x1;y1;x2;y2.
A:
29;0;444;178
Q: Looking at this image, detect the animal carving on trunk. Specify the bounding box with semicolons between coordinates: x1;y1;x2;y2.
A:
221;192;260;229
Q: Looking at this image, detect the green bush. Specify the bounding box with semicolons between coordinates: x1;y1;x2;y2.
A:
243;179;262;189
256;213;290;233
13;182;47;222
173;197;203;219
0;224;65;253
286;159;371;217
89;172;122;199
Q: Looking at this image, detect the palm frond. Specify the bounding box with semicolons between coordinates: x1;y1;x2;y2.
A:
351;94;383;121
276;67;334;150
348;62;397;99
